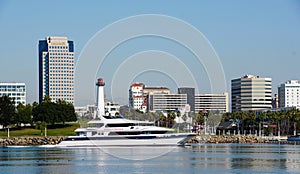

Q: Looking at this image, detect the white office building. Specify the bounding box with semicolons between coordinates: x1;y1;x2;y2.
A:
148;94;187;112
278;80;300;109
195;93;229;113
39;36;74;103
0;82;26;106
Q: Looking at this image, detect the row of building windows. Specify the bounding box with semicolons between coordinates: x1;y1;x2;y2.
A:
49;83;74;87
0;93;25;97
48;52;74;56
49;59;74;62
49;72;74;75
286;93;299;95
49;83;74;86
48;74;74;78
49;66;74;69
49;77;73;80
285;86;300;88
50;87;74;92
51;98;73;102
44;77;72;80
48;49;69;53
49;63;74;67
0;85;25;88
49;46;68;49
0;88;25;92
50;94;73;96
49;79;73;82
45;52;73;55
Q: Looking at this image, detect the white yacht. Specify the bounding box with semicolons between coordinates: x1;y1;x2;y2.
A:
57;115;195;147
57;78;195;147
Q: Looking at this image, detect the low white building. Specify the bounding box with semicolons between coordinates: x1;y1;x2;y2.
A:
75;102;120;117
148;94;187;112
0;82;26;106
278;80;300;109
75;105;96;118
105;102;120;116
195;93;229;113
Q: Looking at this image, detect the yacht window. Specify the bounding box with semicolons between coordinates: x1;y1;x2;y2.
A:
106;123;135;127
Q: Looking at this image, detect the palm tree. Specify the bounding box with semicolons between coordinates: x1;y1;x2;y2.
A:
266;110;276;136
287;108;300;135
176;110;181;122
277;110;286;136
247;110;256;134
258;111;266;136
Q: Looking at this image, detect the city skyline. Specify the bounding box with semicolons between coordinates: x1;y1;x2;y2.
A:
0;1;300;105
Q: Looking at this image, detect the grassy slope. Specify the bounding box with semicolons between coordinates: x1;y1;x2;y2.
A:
0;123;79;137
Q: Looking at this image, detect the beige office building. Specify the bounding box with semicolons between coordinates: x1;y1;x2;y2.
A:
231;75;272;112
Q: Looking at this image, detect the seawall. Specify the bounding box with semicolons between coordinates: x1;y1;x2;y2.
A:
0;136;66;146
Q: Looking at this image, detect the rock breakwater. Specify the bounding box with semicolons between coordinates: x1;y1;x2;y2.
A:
0;136;66;146
187;135;268;144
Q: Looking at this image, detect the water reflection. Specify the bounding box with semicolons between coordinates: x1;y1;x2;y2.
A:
0;144;299;174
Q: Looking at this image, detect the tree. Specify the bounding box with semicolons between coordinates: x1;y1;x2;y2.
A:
157;113;166;127
33;99;77;125
0;95;16;128
56;100;77;124
246;110;256;133
287;108;300;135
258;111;266;136
33;102;56;125
16;103;32;127
196;111;204;124
167;111;176;128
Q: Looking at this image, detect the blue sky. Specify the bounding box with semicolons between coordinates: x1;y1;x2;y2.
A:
0;0;300;106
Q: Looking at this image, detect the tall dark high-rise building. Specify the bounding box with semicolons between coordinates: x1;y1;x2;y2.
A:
178;87;195;112
39;36;74;103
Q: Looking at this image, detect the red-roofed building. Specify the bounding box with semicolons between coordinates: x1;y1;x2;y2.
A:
129;83;170;112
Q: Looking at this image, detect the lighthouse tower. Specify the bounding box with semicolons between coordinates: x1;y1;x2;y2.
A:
96;78;105;118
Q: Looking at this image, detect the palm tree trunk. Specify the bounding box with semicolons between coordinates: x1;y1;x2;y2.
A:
294;121;297;136
278;121;280;137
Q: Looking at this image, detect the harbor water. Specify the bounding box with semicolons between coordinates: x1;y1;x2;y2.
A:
0;144;299;174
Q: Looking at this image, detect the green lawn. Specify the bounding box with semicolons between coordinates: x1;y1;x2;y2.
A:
0;123;79;137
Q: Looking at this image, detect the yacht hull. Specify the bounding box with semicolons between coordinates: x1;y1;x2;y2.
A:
56;133;195;147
